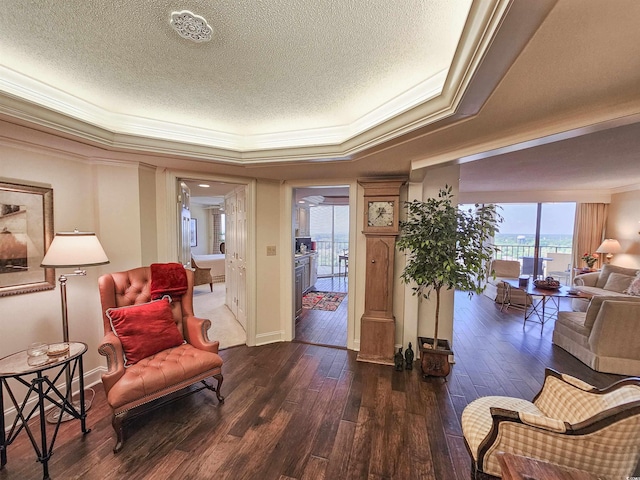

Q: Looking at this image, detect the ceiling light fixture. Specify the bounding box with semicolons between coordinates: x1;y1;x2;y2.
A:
170;11;213;43
198;184;210;188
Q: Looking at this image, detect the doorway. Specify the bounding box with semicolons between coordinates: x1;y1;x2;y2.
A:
178;179;248;349
293;186;350;349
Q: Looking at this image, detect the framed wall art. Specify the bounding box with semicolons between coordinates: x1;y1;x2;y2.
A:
190;218;197;247
0;180;54;296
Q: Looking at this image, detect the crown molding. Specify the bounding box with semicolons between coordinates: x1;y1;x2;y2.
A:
0;0;511;165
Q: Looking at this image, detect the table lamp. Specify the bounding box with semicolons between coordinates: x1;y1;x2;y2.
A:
596;238;621;264
40;229;109;421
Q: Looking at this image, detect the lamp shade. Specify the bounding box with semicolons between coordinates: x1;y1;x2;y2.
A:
41;230;109;268
596;238;621;254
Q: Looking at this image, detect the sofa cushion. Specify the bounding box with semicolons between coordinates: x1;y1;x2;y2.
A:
555;311;592;347
107;296;184;366
573;285;630;298
595;264;639;289
603;272;635;293
624;274;640;296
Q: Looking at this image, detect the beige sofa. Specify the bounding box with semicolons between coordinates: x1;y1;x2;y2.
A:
553;296;640;375
483;259;531;307
570;264;639;311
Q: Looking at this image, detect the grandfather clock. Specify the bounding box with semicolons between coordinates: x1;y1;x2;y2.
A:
357;178;405;365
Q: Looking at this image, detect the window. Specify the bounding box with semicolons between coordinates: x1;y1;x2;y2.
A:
493;202;576;280
310;205;349;277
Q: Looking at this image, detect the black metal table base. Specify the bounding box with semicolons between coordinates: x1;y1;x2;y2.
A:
0;352;90;480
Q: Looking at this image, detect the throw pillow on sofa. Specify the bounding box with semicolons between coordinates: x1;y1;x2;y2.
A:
625;273;640;296
595;264;640;288
603;272;636;293
106;296;184;366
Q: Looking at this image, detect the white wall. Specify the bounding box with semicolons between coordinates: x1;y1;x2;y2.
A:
190;204;209;255
0;140;115;401
139;164;158;265
606;187;640;269
416;165;460;348
255;180;282;343
0;124;156;427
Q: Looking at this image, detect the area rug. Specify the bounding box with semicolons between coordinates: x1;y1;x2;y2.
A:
302;291;346;311
192;283;246;349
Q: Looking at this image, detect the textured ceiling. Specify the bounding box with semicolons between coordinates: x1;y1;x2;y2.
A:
1;0;640;196
0;0;471;151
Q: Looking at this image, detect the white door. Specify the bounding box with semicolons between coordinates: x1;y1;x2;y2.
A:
225;193;237;317
178;181;191;267
235;187;247;330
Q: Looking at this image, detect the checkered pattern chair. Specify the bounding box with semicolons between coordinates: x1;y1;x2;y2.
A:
461;368;640;479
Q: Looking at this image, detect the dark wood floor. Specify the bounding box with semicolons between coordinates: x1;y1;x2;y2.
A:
295;276;348;348
1;292;627;480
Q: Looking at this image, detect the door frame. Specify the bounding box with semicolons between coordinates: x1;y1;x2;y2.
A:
160;170;257;347
283;180;358;351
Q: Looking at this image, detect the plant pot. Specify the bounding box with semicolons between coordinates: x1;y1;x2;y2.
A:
418;337;453;378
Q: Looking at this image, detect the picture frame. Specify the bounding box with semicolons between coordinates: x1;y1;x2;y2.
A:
0;180;55;296
190;218;197;247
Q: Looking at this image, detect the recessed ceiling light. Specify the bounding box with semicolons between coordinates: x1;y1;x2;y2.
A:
198;184;210;188
170;11;213;43
298;200;305;204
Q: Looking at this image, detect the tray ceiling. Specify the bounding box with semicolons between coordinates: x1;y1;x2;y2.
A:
0;0;511;163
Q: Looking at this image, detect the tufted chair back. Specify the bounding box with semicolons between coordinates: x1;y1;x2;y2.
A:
98;266;195;340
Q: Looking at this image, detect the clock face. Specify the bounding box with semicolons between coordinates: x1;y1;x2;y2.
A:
367;201;395;227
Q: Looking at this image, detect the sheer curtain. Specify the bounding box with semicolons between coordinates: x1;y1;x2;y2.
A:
572;203;608;271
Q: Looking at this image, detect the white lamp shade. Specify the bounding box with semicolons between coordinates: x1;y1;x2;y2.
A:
41;230;109;268
596;238;621;254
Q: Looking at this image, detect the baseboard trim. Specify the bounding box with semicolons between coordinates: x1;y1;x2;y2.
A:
254;330;285;346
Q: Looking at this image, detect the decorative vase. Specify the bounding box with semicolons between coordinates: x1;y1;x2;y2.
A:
418;337;453;378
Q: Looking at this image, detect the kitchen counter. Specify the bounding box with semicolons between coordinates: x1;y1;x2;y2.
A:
294;251;318;319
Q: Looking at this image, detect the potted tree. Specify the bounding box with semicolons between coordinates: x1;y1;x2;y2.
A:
397;186;501;377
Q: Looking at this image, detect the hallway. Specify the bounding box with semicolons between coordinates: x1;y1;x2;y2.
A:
294;276;348;348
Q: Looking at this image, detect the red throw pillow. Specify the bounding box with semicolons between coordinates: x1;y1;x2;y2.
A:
106;296;184;366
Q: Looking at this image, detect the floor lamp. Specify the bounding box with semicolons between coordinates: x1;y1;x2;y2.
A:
40;229;109;422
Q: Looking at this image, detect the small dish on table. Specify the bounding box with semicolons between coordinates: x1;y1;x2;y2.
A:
47;342;70;357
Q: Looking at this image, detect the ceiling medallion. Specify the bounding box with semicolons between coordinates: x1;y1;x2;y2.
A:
170;10;212;43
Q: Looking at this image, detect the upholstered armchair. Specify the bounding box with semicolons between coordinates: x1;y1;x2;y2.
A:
98;265;224;453
484;259;531;308
191;256;213;292
462;368;640;479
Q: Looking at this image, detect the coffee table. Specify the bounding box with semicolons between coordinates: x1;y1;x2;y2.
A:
501;279;588;332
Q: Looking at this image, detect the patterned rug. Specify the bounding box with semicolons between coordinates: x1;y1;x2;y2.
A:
302;291;346;311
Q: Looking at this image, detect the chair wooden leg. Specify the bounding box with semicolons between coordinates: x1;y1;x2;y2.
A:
212;373;224;403
209;283;213;292
112;412;127;453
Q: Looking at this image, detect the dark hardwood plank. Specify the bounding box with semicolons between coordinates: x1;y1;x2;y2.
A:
324;420;356;480
295;277;348;348
2;291;631;480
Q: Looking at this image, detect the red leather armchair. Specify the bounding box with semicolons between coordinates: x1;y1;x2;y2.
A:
98;266;224;453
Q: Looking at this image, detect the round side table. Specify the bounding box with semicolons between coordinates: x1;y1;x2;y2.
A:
0;341;91;480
